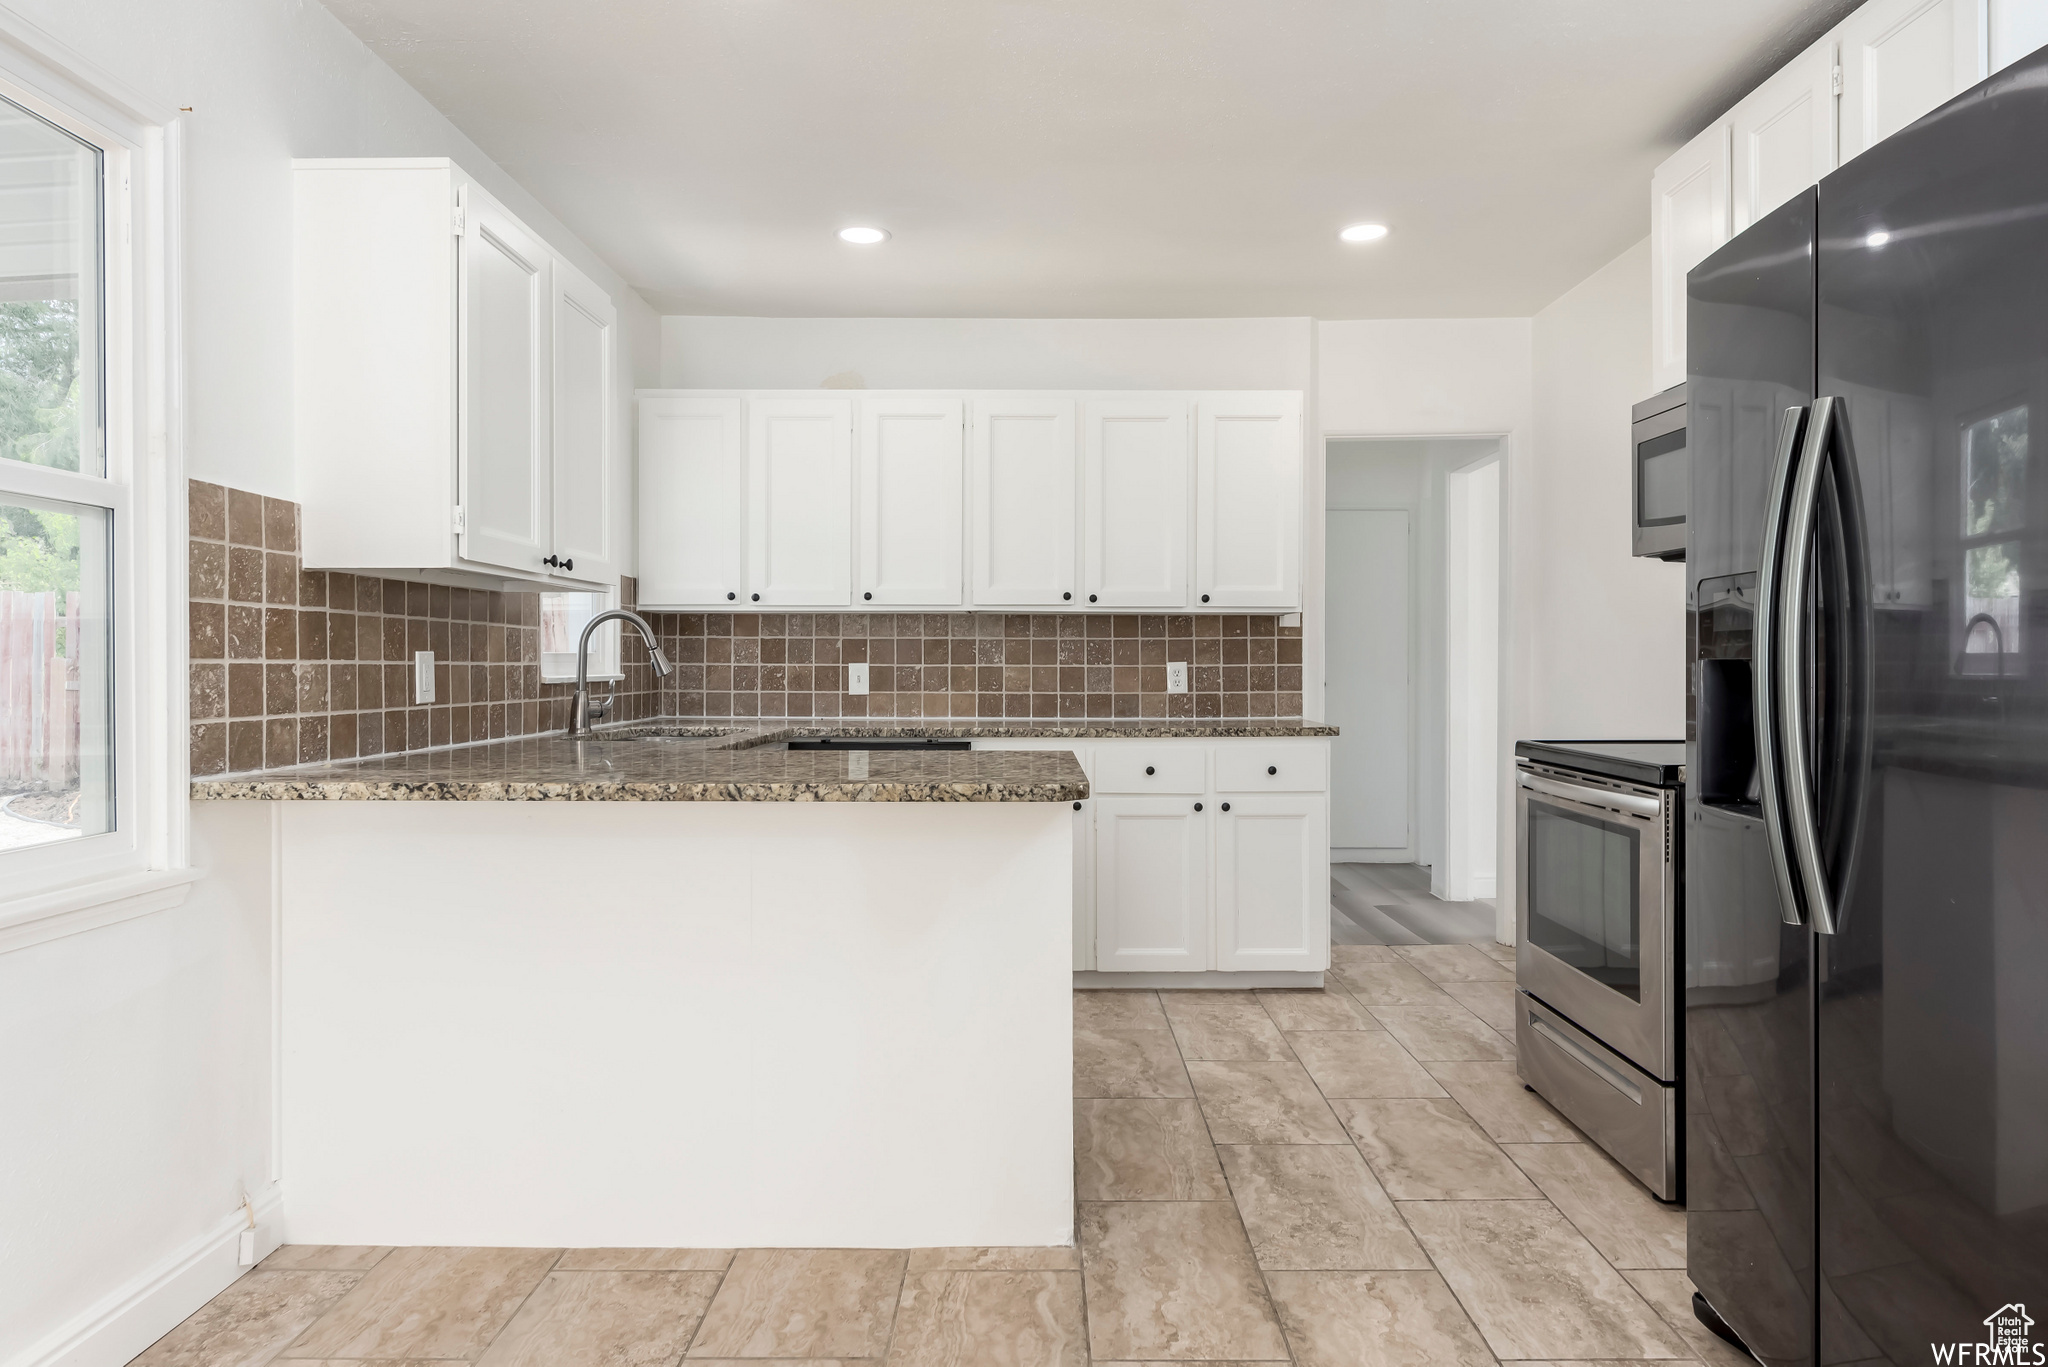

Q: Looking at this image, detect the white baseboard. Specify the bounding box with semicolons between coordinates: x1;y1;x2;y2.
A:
13;1186;283;1367
1471;874;1497;898
1075;969;1325;989
1329;849;1413;863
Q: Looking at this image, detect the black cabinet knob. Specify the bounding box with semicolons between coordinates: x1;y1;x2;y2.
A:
1145;766;1155;776
563;558;573;572
1201;594;1210;603
1194;802;1203;812
1073;801;1082;811
1221;801;1231;812
1268;765;1277;775
864;591;873;600
1088;594;1098;603
751;593;760;602
1063;592;1071;601
543;554;560;569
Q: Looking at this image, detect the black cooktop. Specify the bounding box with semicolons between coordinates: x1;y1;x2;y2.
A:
1515;739;1686;788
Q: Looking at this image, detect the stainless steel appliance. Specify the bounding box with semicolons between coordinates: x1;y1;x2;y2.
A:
1684;48;2048;1367
1514;739;1685;1200
1632;385;1688;560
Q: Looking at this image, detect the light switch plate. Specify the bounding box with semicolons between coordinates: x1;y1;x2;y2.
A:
1166;661;1188;694
414;650;435;704
847;662;870;695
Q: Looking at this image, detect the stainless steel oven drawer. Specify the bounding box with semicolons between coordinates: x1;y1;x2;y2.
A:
1517;991;1678;1201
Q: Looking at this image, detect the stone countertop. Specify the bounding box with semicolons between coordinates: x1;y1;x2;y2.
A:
189;718;1334;803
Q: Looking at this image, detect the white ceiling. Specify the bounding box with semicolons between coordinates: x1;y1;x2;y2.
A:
322;0;1853;319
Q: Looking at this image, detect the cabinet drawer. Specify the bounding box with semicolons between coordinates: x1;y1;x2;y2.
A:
1093;745;1206;794
1214;744;1325;793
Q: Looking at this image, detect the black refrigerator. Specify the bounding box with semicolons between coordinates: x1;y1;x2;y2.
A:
1685;45;2048;1367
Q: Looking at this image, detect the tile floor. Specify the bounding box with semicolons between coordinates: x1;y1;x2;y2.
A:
1331;862;1498;946
134;952;1750;1365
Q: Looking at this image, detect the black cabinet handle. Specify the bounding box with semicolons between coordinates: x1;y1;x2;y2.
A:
1088;594;1098;603
1194;802;1203;812
1268;765;1277;775
543;554;574;572
1145;766;1155;776
1201;594;1210;603
751;593;760;601
1063;591;1072;601
864;591;873;600
726;591;736;601
1073;800;1082;811
1221;801;1231;812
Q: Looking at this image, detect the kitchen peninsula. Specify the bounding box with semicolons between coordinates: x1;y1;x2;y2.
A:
191;718;1328;1253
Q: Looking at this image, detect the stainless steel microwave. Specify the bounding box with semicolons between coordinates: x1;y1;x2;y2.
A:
1631;385;1686;560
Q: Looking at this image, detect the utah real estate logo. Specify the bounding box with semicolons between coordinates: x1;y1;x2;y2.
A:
1934;1303;2040;1364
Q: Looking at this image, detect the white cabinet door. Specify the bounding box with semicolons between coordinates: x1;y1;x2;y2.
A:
457;184;552;575
749;397;854;606
1990;0;2048;74
1094;795;1208;972
860;396;964;606
1213;794;1328;971
1195;394;1301;609
1732;43;1836;231
637;393;749;608
548;257;615;586
1649;122;1732;393
1839;0;1983;164
970;394;1077;607
1082;399;1190;609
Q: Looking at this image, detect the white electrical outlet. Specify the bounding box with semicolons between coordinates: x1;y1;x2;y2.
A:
1166;661;1189;694
414;650;435;703
847;661;870;695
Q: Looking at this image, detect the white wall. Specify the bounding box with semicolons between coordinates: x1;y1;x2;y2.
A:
1526;239;1687;739
0;4;656;1363
661;315;1313;392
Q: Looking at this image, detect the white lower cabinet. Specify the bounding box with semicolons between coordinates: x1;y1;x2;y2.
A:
1094;795;1210;972
990;736;1331;977
1214;793;1329;971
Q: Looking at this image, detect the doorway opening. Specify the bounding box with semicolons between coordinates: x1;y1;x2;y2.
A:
1324;437;1502;945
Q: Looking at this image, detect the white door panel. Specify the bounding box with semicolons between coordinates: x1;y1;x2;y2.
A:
458;185;551;574
1196;394;1301;609
1732;45;1836;230
749;397;854;606
549;257;614;584
1083;399;1190;609
638;393;748;607
1214;794;1327;971
1094;795;1207;972
970;395;1077;607
860;396;964;606
1839;0;1983;163
1649;121;1731;393
1326;510;1410;853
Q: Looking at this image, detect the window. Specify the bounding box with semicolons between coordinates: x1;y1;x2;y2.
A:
1958;405;2026;676
540;590;620;683
0;51;178;909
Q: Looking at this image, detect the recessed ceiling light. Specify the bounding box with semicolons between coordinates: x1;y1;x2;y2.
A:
838;226;889;245
1865;229;1891;247
1339;223;1389;243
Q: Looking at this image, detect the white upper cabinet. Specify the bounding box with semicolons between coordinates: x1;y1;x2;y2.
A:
1991;0;2048;72
457;185;553;578
969;394;1078;607
1195;394;1302;609
549;257;617;586
294;159;614;591
859;396;964;606
748;397;854;606
638;393;748;608
1650;121;1731;394
1082;399;1190;609
1733;43;1837;231
1839;0;1983;163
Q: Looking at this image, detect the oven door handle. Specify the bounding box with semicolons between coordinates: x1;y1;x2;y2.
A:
1754;405;1809;928
1516;772;1661;818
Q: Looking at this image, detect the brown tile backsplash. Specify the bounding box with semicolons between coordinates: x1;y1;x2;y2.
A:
187;481;1302;775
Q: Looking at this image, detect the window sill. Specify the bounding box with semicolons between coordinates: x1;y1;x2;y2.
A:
0;867;202;956
540;673;624;686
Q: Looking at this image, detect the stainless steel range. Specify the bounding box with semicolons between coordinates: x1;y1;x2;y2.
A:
1513;739;1685;1200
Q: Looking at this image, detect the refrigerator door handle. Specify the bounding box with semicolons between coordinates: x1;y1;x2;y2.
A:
1754;405;1810;928
1779;395;1841;937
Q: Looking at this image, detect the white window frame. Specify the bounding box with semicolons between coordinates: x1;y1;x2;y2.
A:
540;586;623;684
0;20;187;938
